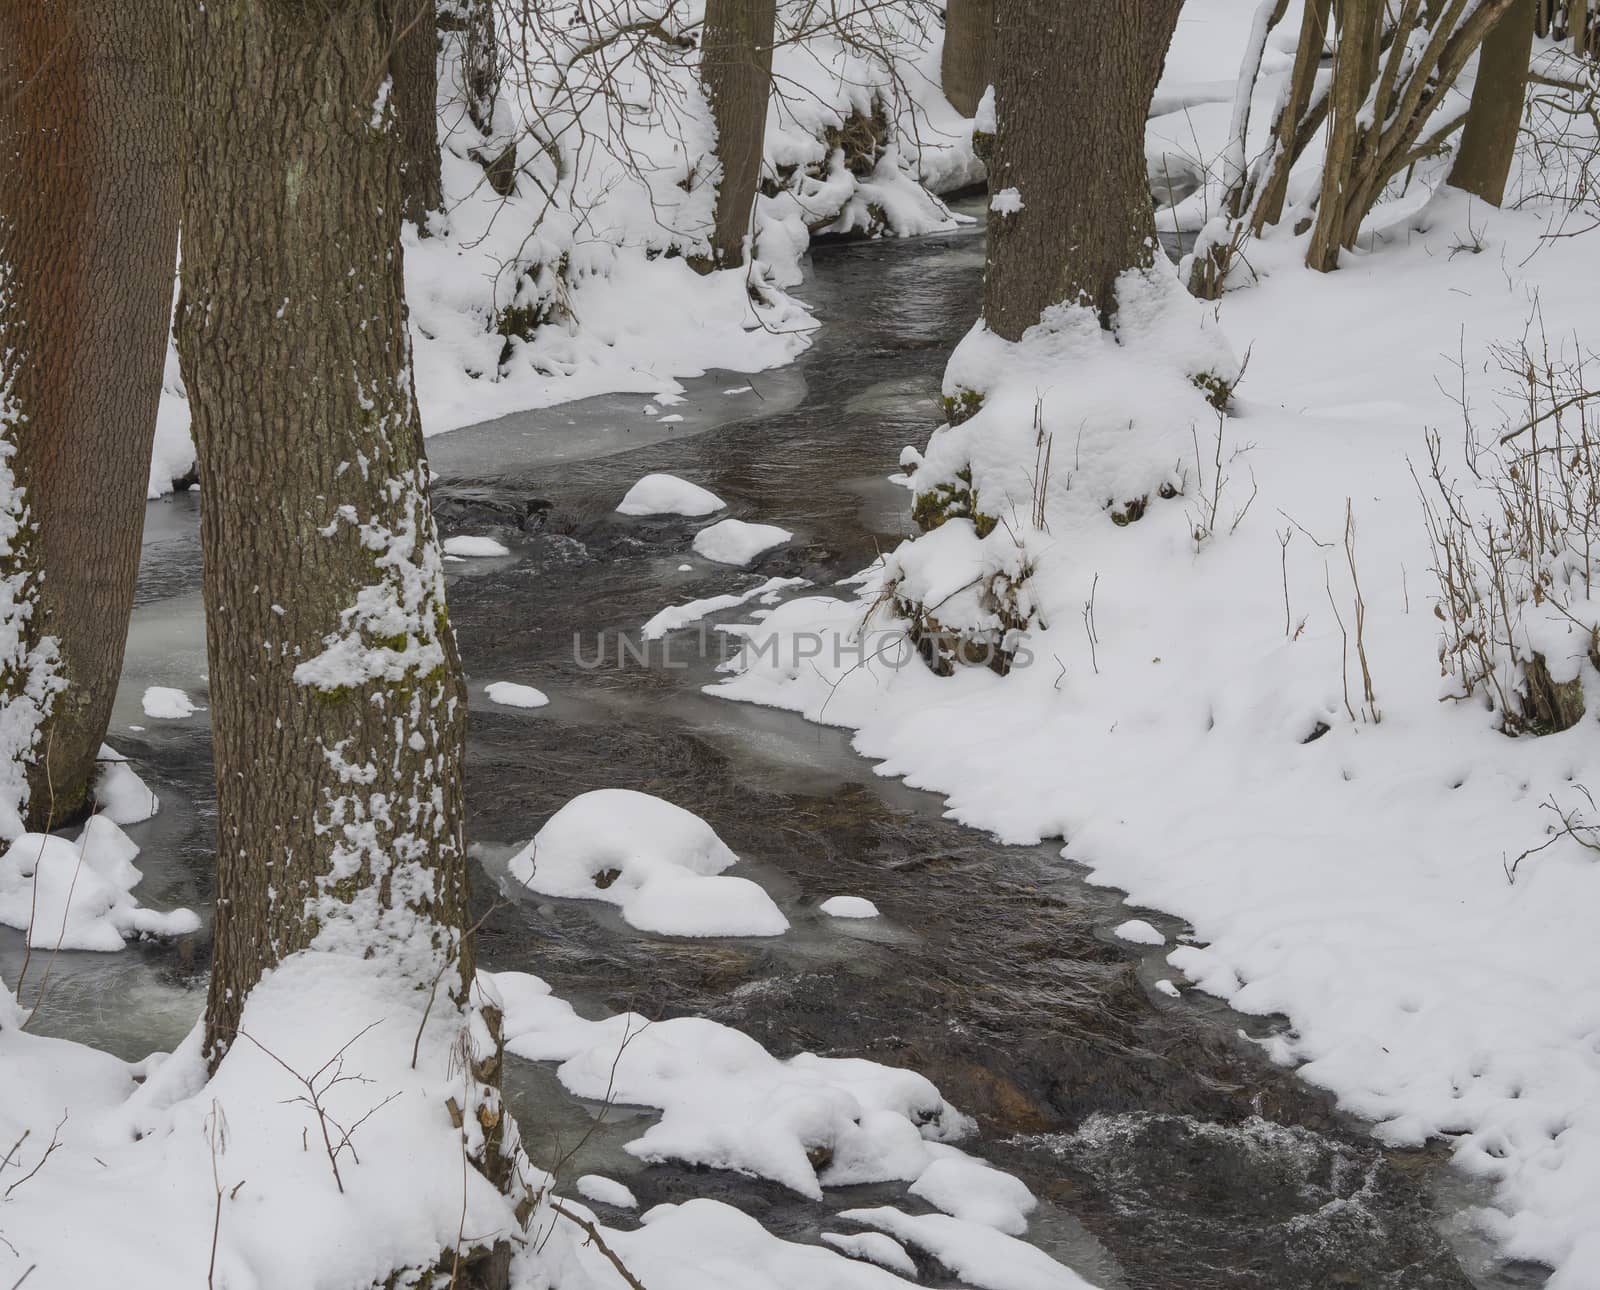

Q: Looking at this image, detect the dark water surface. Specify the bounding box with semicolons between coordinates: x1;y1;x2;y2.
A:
10;218;1546;1290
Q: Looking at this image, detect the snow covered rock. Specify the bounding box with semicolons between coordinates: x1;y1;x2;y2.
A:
821;895;880;919
507;789;788;937
693;518;793;566
617;473;726;517
0;819;200;950
442;534;511;557
484;681;550;709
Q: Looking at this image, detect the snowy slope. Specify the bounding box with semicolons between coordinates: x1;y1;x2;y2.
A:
708;7;1600;1284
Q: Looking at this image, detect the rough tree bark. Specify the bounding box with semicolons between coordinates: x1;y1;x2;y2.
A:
1449;0;1536;205
394;0;444;226
179;0;468;1068
983;0;1186;339
178;2;518;1280
942;0;994;118
701;0;778;268
0;0;183;829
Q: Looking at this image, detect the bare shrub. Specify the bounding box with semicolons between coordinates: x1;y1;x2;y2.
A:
1415;314;1600;732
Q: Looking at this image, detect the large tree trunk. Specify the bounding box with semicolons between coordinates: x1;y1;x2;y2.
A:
983;1;1185;339
178;0;472;1064
942;0;994;118
394;0;444;227
701;0;778;269
178;4;516;1279
1449;0;1535;205
0;0;183;829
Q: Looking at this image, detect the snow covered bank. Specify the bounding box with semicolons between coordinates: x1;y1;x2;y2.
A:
1;952;1101;1290
489;969;1105;1288
708;93;1600;1290
148;0;981;497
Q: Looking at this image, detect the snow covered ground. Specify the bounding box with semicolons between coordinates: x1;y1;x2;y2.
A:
16;1;1600;1286
705;8;1600;1284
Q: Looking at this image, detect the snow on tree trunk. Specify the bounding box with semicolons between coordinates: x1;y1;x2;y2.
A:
0;0;183;830
982;0;1185;339
176;3;520;1279
701;0;778;269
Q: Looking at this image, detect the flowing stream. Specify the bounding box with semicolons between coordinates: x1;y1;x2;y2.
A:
5;205;1551;1289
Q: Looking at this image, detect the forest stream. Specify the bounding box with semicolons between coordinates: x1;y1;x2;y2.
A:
5;204;1552;1290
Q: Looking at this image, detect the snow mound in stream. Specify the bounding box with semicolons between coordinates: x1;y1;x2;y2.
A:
0;817;199;950
693;518;794;566
489;971;991;1199
618;472;726;517
506;789;788;937
442;534;511;558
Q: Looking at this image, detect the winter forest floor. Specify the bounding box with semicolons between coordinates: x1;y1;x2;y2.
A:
9;2;1600;1288
4;204;1568;1290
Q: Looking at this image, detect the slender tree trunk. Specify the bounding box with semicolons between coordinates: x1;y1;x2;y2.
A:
440;0;499;136
0;0;183;829
1253;0;1332;232
701;0;778;269
942;0;994;117
394;0;444;227
1449;0;1535;205
983;0;1185;339
1306;0;1381;271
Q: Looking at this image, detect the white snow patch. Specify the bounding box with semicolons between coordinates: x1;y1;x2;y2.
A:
442;534;511;558
1112;919;1165;946
642;577;807;640
484;681;550;709
693;519;793;566
840;1206;1098;1290
93;748;159;825
489;970;976;1200
140;686;196;720
820;895;880;919
821;1230;919;1278
575;1174;638;1209
0;818;199;950
506;789;788;937
618;473;726;517
990;187;1024;215
908;1155;1037;1235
